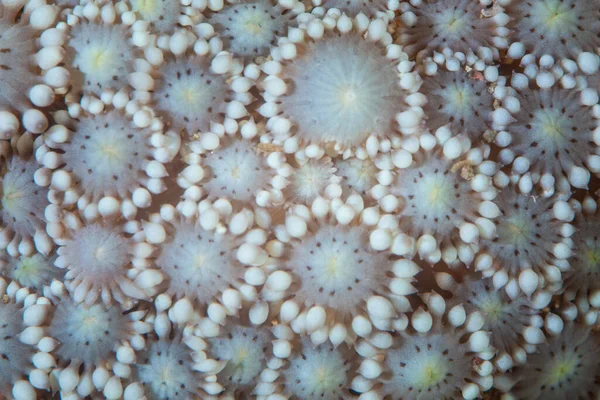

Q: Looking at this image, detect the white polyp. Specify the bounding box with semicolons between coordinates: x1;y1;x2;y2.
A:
417;234;436;257
285;215;307;238
544;313;564;336
518;269;538;297
578;52;600;75
23;109;48;134
367;296;394;320
459;223;479;244
171;298;194;324
370;229;391;250
265;270;292;292
522;326;544;345
411;309;432;333
553;201;574;221
249;302;269;325
352;315;372;337
29;85;55;107
280;300;300;322
306;306;327;332
568;165;590;189
12;381;36;400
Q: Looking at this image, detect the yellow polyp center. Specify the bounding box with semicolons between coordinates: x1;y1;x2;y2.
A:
428;185;442;203
82;315;98;327
3;187;20;201
88;48;114;72
480;298;504;323
326;257;340;277
445;14;465;33
547;358;577;385
425;180;451;206
453;88;468;107
231;167;240;179
193;254;205;270
418;174;453;214
499;214;530;246
358;162;372;177
585;248;600;271
160;367;173;382
311;366;340;392
244;20;264;35
14;258;38;282
338;87;358;107
182;88;198;105
416;361;446;390
507;220;528;241
315;368;329;384
135;0;158;14
2;185;22;213
94;246;107;261
99;144;123;161
234;347;249;364
545;10;568;28
543;121;563;138
240;11;267;34
455;90;464;104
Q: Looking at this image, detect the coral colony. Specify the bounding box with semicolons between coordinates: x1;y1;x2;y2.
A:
2;0;600;399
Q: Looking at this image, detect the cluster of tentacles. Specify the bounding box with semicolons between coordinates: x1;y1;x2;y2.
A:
0;0;599;399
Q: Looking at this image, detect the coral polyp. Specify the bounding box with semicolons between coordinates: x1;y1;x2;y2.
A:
334;155;378;197
262;13;423;154
381;334;472;398
49;296;132;365
499;315;600;400
135;324;222;399
0;252;60;292
420;54;505;140
397;0;509;59
442;274;547;370
0;0;599;398
155;218;241;305
0;301;33;393
276;33;405;146
287;157;340;204
394;155;479;235
56;219;159;306
154;57;228;135
45;282;148;398
200;139;277;204
265;202;418;344
130;0;189;33
178;132;290;210
562;203;600;311
209;0;291;59
475;183;573;297
383;140;498;265
64;4;136;98
358;295;494;399
281;338;355;399
0;279;50;397
0;0;60;135
61;113;151;195
506;0;600;60
147;205;271;325
286;224;389;313
318;0;393;17
0;155;50;254
36;106;175;219
207;321;272;395
495;74;599;190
